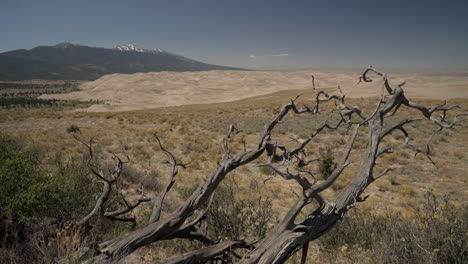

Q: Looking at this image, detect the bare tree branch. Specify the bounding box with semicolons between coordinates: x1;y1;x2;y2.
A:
149;134;188;223
300;243;309;264
373;167;395;181
74;136;149;226
236;67;466;264
104;194;151;219
161;240;252;264
80;67;466;264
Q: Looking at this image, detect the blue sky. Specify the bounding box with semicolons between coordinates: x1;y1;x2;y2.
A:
1;0;468;71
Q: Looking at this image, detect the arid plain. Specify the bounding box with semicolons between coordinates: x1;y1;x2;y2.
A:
2;70;467;263
39;70;468;111
3;69;467;211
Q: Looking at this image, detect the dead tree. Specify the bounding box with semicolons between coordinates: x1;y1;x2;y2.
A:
81;67;466;263
73;135;150;226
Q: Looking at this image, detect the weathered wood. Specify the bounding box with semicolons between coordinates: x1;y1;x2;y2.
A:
81;67;466;263
74;136;149;226
161;240;250;264
149;135;187;223
236;67;466;264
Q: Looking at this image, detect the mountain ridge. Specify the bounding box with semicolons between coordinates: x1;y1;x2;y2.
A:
112;44;165;53
0;43;248;80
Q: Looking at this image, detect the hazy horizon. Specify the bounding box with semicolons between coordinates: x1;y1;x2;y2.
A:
2;0;468;71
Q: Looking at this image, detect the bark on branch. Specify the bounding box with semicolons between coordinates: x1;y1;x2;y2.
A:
81;67;466;264
74;136;149;226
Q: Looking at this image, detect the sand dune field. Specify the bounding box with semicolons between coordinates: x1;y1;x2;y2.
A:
40;70;468;112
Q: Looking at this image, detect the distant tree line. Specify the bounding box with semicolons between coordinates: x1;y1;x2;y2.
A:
0;81;78;90
1;90;74;97
0;97;60;108
0;97;102;109
0;80;97;109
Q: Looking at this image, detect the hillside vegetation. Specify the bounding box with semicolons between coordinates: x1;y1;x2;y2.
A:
1;84;466;263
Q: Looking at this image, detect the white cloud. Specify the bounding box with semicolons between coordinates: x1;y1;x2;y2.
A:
248;53;290;60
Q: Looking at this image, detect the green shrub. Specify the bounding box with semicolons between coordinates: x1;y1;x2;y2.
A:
0;133;100;263
47;155;96;221
259;166;274;175
319;149;336;178
0;133;47;224
0;134;94;224
66;124;80;133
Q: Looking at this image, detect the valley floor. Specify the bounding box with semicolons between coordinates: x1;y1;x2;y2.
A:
1;80;467;263
39;70;468;111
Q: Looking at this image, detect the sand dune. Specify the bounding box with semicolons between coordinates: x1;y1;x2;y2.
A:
40;70;468;112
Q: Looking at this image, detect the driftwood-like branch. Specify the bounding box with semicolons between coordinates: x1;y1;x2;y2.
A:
74;136;149;226
300;243;309;264
93;96;316;260
255;162;313;191
149;135;189;223
73;135;107;182
236;67;466;264
90;87;353;262
78;180;111;225
161;240;252;264
105;194;151;219
221;124;241;162
373;167;395;180
81;66;465;264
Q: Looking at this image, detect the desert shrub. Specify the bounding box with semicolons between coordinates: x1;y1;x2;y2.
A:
415;192;468;264
0;140;94;225
176;183;199;200
319;148;336;178
67;124;80;133
317;192;467;264
47;155;97;222
0;133;96;263
206;181;273;241
168;181;273;256
453;150;464;160
0;133;45;224
259;165;274;175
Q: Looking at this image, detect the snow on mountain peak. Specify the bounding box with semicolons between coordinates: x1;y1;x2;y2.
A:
112;44;165;54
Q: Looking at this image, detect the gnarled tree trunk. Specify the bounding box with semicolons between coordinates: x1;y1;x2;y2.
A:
81;67;466;263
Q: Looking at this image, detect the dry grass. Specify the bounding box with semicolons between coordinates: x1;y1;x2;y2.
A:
1;86;467;263
2;89;467;213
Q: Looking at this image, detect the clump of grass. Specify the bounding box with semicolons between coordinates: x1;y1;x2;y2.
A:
453;150;464;160
66;124;80;133
259;166;274;175
104;113;115;119
400;184;417;197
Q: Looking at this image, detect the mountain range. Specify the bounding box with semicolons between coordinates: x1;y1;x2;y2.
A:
0;43;247;80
